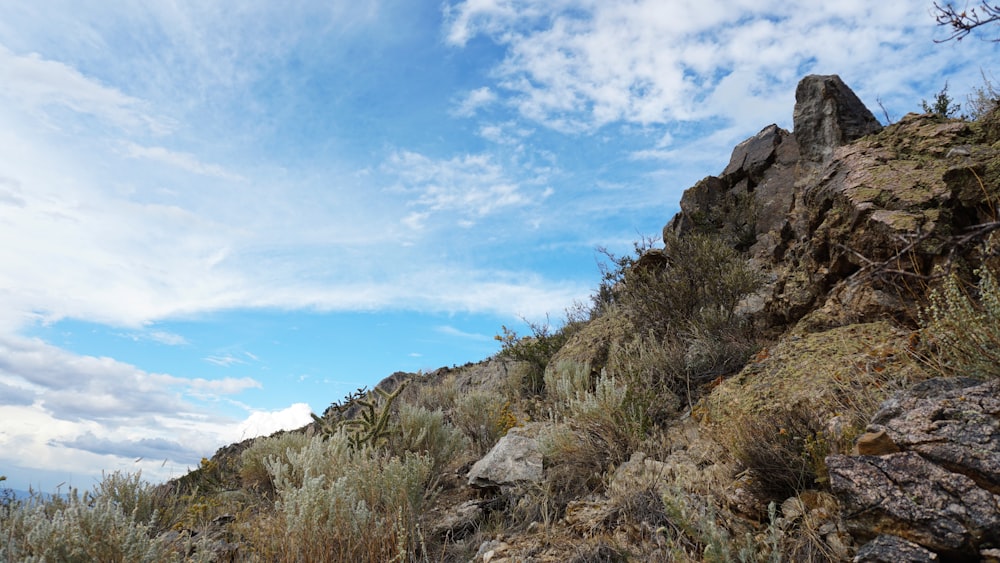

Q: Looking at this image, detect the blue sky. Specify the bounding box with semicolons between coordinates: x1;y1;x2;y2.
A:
0;1;996;491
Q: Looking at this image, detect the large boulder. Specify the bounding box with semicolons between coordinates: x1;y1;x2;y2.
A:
793;74;882;166
828;451;1000;558
467;426;543;490
829;378;1000;560
854;534;939;563
870;377;1000;493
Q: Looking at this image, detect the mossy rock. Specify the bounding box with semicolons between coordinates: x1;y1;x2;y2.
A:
703;322;931;449
544;311;634;381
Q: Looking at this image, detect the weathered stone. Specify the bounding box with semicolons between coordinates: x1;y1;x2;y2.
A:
793;74;882;166
871;378;1000;493
430;500;484;540
468;427;543;489
852;429;899;456
608;451;672;496
828;451;1000;558
854;534;939;563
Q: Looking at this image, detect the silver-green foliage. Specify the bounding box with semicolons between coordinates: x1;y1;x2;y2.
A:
239;431;311;491
262;432;433;560
387;403;469;475
922;263;1000;378
0;486;190;563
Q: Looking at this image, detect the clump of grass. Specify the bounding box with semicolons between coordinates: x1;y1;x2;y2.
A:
729;406;828;502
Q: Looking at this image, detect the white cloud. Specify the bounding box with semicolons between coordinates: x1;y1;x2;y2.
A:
453;86;498;117
0;333;309;489
0;43;170;133
436;325;492;341
122;143;245;181
234;403;313;441
385;150;551;223
444;0;993;140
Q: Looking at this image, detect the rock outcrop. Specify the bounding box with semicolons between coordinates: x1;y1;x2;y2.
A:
467;426;543;490
793;74;883;167
828;378;1000;559
666;74;1000;335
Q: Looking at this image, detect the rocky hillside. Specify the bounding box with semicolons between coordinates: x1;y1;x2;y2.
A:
4;75;999;562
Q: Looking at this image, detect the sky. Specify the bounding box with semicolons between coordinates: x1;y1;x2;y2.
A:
0;1;996;492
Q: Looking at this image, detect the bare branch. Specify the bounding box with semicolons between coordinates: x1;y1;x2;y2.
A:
934;1;1000;42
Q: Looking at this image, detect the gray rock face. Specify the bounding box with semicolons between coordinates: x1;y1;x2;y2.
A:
827;451;1000;558
829;377;1000;559
467;427;542;490
854;534;939;563
870;377;1000;493
793;74;882;165
665;123;798;252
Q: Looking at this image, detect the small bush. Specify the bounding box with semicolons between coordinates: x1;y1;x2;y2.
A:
922;262;1000;378
605;335;683;422
496;315;586;395
538;374;650;515
599;232;764;400
730;406;828;502
544;360;594;408
660;488;779;563
0;483;196;562
241;432;434;562
387;403;469;475
239;431;311;493
453;388;519;454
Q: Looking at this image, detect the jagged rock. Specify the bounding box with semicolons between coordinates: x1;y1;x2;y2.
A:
468;426;543;490
764;112;1000;331
827;451;1000;558
665;123;798;251
793;74;882;166
854;534;939;563
869;377;1000;493
608;451;672;496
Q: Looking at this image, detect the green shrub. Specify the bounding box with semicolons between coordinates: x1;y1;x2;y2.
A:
496;315;586;395
0;484;197;562
387;403;469;475
244;432;433;562
452;388;518;455
539;374;650;514
239;431;311;493
599;232;763;400
922;262;1000;378
605;335;683;422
